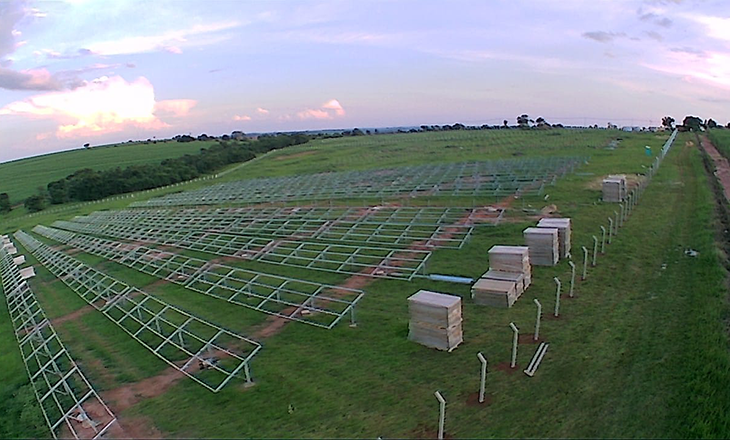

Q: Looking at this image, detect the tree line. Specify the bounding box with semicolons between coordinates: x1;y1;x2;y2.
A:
18;133;310;213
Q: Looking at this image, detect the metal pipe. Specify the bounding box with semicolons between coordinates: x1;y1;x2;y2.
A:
608;218;613;244
553;277;561;317
434;391;446;440
592;236;598;266
600;226;606;253
568;261;576;297
533;299;542;340
581;246;588;280
509;322;519;368
477;352;487;403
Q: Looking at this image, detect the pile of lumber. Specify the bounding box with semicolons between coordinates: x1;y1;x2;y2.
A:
536;217;571;258
472;246;532;308
602;174;627;202
408;290;463;351
523;227;559;266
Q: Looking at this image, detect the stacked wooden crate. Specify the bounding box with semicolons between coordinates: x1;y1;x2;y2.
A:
471;246;532;308
523;227;559;266
408;290;463;351
536;218;571;258
471;278;519;308
602;174;627;202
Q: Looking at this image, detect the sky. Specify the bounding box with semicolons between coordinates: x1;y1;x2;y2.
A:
1;0;730;162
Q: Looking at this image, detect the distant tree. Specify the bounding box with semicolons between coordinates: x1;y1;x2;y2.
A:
535;117;550;128
47;179;69;204
83;143;90;148
24;194;46;213
452;123;465;130
0;193;11;213
516;114;532;128
351;128;365;136
706;118;718;129
176;135;195;142
503;120;509;129
683;116;703;132
661;116;675;130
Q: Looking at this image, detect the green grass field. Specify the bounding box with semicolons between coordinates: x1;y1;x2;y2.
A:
1;129;729;438
0;140;216;203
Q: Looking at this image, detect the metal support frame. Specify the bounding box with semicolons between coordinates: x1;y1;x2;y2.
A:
53;220;431;281
607;217;613;244
434;391;446;440
0;239;116;439
16;231;262;393
568;261;576;297
509;322;519;368
533;298;542;340
592;236;598;266
34;226;364;329
73;206;492;250
477;352;487;403
553;277;561;317
129;156;588;208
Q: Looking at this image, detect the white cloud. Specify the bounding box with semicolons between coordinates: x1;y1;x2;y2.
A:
322;99;345;116
233;114;251;121
256;107;269;115
0;75;196;138
690;15;730;42
85;21;241;56
297;99;346;120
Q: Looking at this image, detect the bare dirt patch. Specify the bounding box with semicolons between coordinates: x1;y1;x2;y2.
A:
699;135;730;200
518;333;544;345
102;367;186;413
465;391;493;407
494;362;520;374
50;304;96;327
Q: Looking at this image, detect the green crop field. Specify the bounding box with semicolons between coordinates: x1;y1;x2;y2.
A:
1;128;729;439
0;140;214;204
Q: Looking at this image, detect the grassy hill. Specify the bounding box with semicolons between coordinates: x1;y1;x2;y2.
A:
0;140;213;203
1;128;729;438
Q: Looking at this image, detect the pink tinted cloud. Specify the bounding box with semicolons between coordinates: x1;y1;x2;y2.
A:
86;21;240;56
643;49;730;90
0;75;194;138
233;114;252;121
256;107;269;115
297;108;331;120
155;99;196;116
297;99;346;120
322;99;345;116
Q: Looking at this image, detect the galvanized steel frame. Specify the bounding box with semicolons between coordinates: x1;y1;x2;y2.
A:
0;237;116;439
53;219;432;280
131;157;585;208
33;226;364;329
15;231;262;393
71;205;498;249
